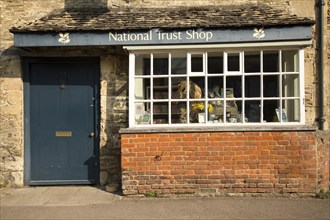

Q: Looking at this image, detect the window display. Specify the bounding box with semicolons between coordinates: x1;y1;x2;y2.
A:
131;49;303;126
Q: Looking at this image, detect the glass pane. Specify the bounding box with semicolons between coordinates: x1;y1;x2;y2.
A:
282;50;299;72
153;54;169;75
211;100;224;123
245;101;261;123
153;78;168;100
245;76;260;98
283;99;300;122
171;102;186;124
207;76;223;98
263;100;280;122
190;101;210;124
282;74;299;97
208;52;223;74
264;75;279;97
189;77;204;99
153;102;168;124
171;54;187;75
226;76;242;98
135;54;150;76
172;77;186;99
244;51;260;73
263;51;279;72
135;78;150;100
228;53;240;72
226;100;241;123
191;54;203;72
134;102;150;125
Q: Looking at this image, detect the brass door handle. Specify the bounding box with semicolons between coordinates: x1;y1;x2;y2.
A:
89;132;95;137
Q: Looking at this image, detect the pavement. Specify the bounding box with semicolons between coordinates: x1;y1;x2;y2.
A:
1;186;330;220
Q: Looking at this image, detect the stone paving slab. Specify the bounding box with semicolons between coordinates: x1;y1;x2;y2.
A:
0;186;122;207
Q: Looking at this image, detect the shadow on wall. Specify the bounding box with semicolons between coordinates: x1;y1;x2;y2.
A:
65;0;108;9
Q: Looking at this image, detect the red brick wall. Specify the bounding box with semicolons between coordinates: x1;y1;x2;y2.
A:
121;131;326;195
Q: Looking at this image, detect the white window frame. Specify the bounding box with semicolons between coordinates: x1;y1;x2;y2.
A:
127;44;306;128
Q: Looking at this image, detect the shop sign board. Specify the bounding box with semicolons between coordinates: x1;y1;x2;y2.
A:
14;26;312;47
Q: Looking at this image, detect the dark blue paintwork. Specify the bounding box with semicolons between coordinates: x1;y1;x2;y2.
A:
27;60;99;185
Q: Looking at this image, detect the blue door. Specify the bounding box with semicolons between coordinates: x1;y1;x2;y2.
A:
27;59;99;185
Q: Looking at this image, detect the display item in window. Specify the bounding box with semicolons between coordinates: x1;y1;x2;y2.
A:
178;80;202;99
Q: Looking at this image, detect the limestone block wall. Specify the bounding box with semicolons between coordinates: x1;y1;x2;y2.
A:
100;54;128;186
0;1;63;187
0;56;23;187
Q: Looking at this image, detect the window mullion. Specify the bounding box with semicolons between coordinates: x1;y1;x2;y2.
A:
150;53;154;125
129;53;135;127
299;49;305;123
187;53;190;125
223;52;227;124
260;51;264;123
169;53;172;125
279;50;283;122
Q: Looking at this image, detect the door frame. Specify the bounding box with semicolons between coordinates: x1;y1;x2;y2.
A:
23;57;101;185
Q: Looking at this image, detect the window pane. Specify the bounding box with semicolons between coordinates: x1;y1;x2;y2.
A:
171;54;187;75
153;54;169;75
208;52;223;74
226;100;241;123
283;99;300;122
282;50;299;72
282;74;299;97
190;101;209;123
228;53;240;72
263;100;280;122
263;51;279;72
172;77;186;99
171;101;186;124
245;101;261;123
135;78;150;100
226;76;242;98
191;54;203;72
189;77;204;99
135;54;150;76
134;102;150;125
211;100;224;123
153;102;168;124
208;76;223;98
244;51;260;73
245;76;260;97
153;78;168;100
264;75;279;97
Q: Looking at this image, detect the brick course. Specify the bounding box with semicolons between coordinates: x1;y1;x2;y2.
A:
121;131;327;195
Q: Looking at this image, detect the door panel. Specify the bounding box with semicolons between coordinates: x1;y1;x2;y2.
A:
29;61;99;184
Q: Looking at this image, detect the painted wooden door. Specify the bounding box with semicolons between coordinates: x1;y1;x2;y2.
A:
29;61;99;184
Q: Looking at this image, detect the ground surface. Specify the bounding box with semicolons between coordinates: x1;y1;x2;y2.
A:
1;186;329;219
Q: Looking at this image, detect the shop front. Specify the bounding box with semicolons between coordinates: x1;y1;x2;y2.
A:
9;4;328;194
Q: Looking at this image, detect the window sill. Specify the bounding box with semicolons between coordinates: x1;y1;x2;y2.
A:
119;125;317;134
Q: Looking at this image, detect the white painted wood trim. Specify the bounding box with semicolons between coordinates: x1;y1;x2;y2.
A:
123;41;312;51
129;53;135;127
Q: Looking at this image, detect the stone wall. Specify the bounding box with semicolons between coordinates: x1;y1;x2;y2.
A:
0;0;63;187
0;56;23;187
316;131;330;190
100;53;128;187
